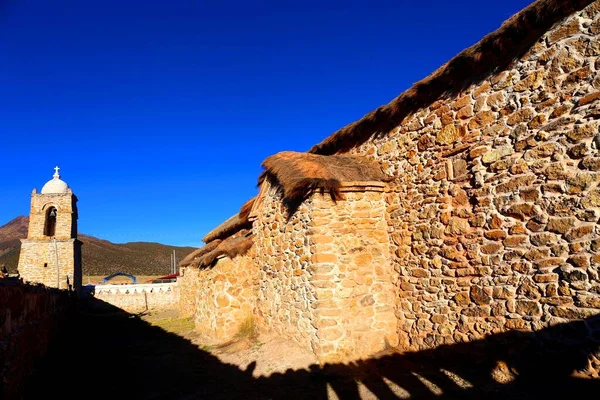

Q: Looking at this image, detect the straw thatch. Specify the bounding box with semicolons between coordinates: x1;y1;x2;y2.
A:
178;239;222;268
193;229;254;268
202;213;252;243
308;0;595;156
260;151;391;213
239;197;256;221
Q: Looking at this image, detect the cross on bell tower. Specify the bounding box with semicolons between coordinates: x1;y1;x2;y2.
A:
18;167;82;291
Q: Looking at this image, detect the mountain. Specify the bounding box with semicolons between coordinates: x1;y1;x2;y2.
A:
0;216;28;271
0;217;197;277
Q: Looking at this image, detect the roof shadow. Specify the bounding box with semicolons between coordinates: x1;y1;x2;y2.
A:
23;297;600;399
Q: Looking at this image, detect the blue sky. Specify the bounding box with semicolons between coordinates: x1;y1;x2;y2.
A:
1;0;531;246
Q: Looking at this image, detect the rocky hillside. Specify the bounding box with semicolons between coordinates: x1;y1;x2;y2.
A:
0;217;197;276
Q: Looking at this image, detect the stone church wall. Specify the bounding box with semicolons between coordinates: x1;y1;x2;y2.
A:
252;182;398;362
19;239;79;290
347;2;600;371
27;193;76;240
306;185;398;361
253;184;318;351
191;254;258;341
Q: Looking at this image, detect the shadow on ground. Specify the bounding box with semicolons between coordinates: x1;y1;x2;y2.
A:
24;297;600;399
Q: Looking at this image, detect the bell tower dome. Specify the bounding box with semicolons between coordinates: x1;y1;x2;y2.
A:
18;167;82;291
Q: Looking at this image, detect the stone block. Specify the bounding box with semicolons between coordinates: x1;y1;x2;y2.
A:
546;217;577;234
470;286;492;305
515;300;542;316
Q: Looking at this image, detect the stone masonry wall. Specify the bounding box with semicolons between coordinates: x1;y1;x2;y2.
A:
348;2;600;372
178;266;200;318
308;184;398;362
192;253;259;342
27;193;76;240
92;283;178;313
253;183;318;351
252;181;398;362
0;282;71;399
19;240;79;290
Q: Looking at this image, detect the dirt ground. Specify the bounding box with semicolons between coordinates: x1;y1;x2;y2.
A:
143;309;319;378
138;309;595;399
23;302;600;399
138;309;473;398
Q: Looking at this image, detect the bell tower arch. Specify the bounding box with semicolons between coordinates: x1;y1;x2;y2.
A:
18;167;82;291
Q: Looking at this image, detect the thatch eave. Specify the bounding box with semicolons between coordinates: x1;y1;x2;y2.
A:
259;151;391;214
179;239;222;268
308;0;595;155
196;229;254;269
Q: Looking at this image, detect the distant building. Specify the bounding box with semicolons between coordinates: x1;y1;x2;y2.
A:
18;167;82;291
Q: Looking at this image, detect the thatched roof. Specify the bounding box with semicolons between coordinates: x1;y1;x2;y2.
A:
178;239;222;268
308;0;595;155
260;151;390;212
201;198;256;244
239;197;256;221
192;229;254;269
202;213;252;244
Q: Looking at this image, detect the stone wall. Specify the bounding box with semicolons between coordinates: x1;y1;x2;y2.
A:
27;192;76;240
178;266;200;318
252;181;398;362
0;281;71;399
92;283;178;313
252;183;317;351
348;1;600;371
19;239;81;290
307;184;398;361
192;254;258;342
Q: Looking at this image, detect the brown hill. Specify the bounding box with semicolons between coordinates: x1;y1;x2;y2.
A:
0;216;197;277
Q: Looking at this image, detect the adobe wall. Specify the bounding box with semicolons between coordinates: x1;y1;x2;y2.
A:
253;182;398;362
0;282;71;399
192;254;258;341
92;282;178;313
348;1;600;372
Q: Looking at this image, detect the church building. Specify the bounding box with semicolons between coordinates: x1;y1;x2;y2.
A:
18;167;82;291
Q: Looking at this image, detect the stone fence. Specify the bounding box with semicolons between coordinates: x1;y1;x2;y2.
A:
0;280;72;399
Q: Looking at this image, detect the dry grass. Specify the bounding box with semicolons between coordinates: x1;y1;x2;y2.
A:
149;316;195;335
202;213;252;244
191;230;253;269
179;240;221;267
235;315;257;339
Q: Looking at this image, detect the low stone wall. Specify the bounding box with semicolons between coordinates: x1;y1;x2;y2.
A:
0;280;71;399
92;283;178;313
192;254;258;342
